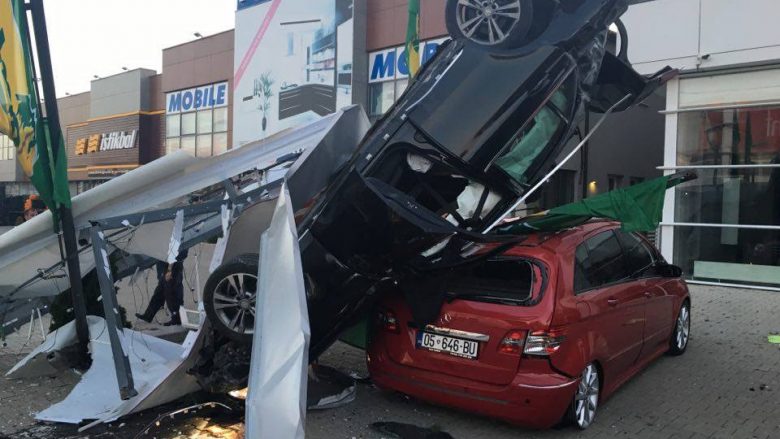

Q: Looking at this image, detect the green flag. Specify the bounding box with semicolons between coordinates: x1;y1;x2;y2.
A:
0;0;71;223
406;0;420;77
498;174;693;235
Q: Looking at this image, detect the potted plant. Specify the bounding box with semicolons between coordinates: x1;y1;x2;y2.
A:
254;72;274;134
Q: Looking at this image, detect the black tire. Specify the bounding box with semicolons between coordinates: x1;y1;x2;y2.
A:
203;253;259;344
668;300;691;356
445;0;534;51
564;363;600;430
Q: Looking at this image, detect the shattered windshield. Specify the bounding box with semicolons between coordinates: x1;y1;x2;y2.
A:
494;74;576;184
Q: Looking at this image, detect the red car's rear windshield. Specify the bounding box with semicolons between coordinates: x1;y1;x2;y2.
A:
444;257;548;306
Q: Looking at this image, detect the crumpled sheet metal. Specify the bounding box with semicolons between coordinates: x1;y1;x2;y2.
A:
0;106;363;300
245;185;310;439
6;316;206;424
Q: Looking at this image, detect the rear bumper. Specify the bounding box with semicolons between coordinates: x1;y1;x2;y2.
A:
368;349;578;429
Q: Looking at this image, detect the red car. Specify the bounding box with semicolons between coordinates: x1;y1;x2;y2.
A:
367;221;691;430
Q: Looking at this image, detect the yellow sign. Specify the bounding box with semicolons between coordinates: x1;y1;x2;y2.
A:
75;138;86;155
87;134;100;153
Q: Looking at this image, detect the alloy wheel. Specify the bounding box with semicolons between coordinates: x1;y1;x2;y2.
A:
211;272;257;336
455;0;523;46
574;364;599;429
676;304;690;350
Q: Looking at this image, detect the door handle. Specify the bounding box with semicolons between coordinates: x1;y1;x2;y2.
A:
607;298;619;307
644;292;652;298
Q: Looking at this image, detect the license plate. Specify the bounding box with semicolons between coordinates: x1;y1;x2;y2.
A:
416;331;479;359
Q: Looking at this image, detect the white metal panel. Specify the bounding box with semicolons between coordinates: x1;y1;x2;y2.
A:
660;77;679;262
631;58;700;77
678;68;780;108
622;0;700;66
700;0;780;56
695;46;780;72
246;186;309;439
0;107;364;300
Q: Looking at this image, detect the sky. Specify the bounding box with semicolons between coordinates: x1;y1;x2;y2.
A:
42;0;236;97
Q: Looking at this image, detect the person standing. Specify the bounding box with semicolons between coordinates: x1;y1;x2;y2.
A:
135;250;188;326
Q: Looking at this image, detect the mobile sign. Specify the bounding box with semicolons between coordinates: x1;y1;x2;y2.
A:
368;38;450;83
166;82;229;114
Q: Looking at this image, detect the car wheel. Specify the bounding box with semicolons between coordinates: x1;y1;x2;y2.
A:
203;254;259;344
668;301;691;356
565;363;600;430
445;0;534;50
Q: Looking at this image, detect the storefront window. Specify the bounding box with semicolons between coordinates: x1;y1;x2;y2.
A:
181;135;196;156
214;107;228;132
166;106;229;157
678;107;780;166
181;112;197;136
673;225;780;287
166;137;180;155
197;109;213;133
213;132;228;156
395;79;408;99
671;104;780;288
368;81;397;117
166;114;180;138
196;134;212;157
675;167;780;226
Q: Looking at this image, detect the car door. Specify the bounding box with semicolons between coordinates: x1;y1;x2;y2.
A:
575;230;645;381
615;230;676;357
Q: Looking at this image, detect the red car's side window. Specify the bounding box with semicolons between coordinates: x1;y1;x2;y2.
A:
574;230;629;294
614;230;655;278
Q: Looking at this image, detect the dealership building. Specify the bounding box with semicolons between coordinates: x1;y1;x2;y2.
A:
623;0;780;290
1;0;778;291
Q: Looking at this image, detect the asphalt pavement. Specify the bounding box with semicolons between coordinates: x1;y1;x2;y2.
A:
307;284;780;439
1;284;779;438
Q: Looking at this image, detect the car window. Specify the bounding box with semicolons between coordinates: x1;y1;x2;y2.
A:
494;74;576;185
446;258;547;305
574;245;591;293
575;230;628;293
615;230;655;278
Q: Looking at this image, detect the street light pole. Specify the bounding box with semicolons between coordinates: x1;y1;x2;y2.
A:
27;0;91;368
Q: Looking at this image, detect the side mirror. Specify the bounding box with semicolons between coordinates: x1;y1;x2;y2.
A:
656;263;683;278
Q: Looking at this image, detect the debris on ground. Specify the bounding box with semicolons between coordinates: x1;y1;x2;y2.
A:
371;421;455;439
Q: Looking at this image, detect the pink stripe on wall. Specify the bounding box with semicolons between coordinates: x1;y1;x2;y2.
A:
234;0;283;88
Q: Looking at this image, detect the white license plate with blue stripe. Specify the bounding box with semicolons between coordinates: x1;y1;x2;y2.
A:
416;331;479;359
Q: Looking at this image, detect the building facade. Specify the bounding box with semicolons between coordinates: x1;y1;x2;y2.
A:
59;68;165;192
624;0;780;290
162;30;234;158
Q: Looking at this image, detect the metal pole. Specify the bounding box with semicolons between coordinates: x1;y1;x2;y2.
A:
28;0;91;368
581;110;590;200
89;226;137;400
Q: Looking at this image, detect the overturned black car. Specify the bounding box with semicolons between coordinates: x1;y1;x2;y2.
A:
200;0;676;365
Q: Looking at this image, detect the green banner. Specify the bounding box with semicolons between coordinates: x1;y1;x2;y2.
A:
499;175;679;235
406;0;420;77
0;0;71;225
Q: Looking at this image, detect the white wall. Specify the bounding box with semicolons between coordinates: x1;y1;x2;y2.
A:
622;0;780;75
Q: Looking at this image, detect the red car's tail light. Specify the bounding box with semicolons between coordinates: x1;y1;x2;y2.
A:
378;310;399;333
523;331;566;356
498;330;526;354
